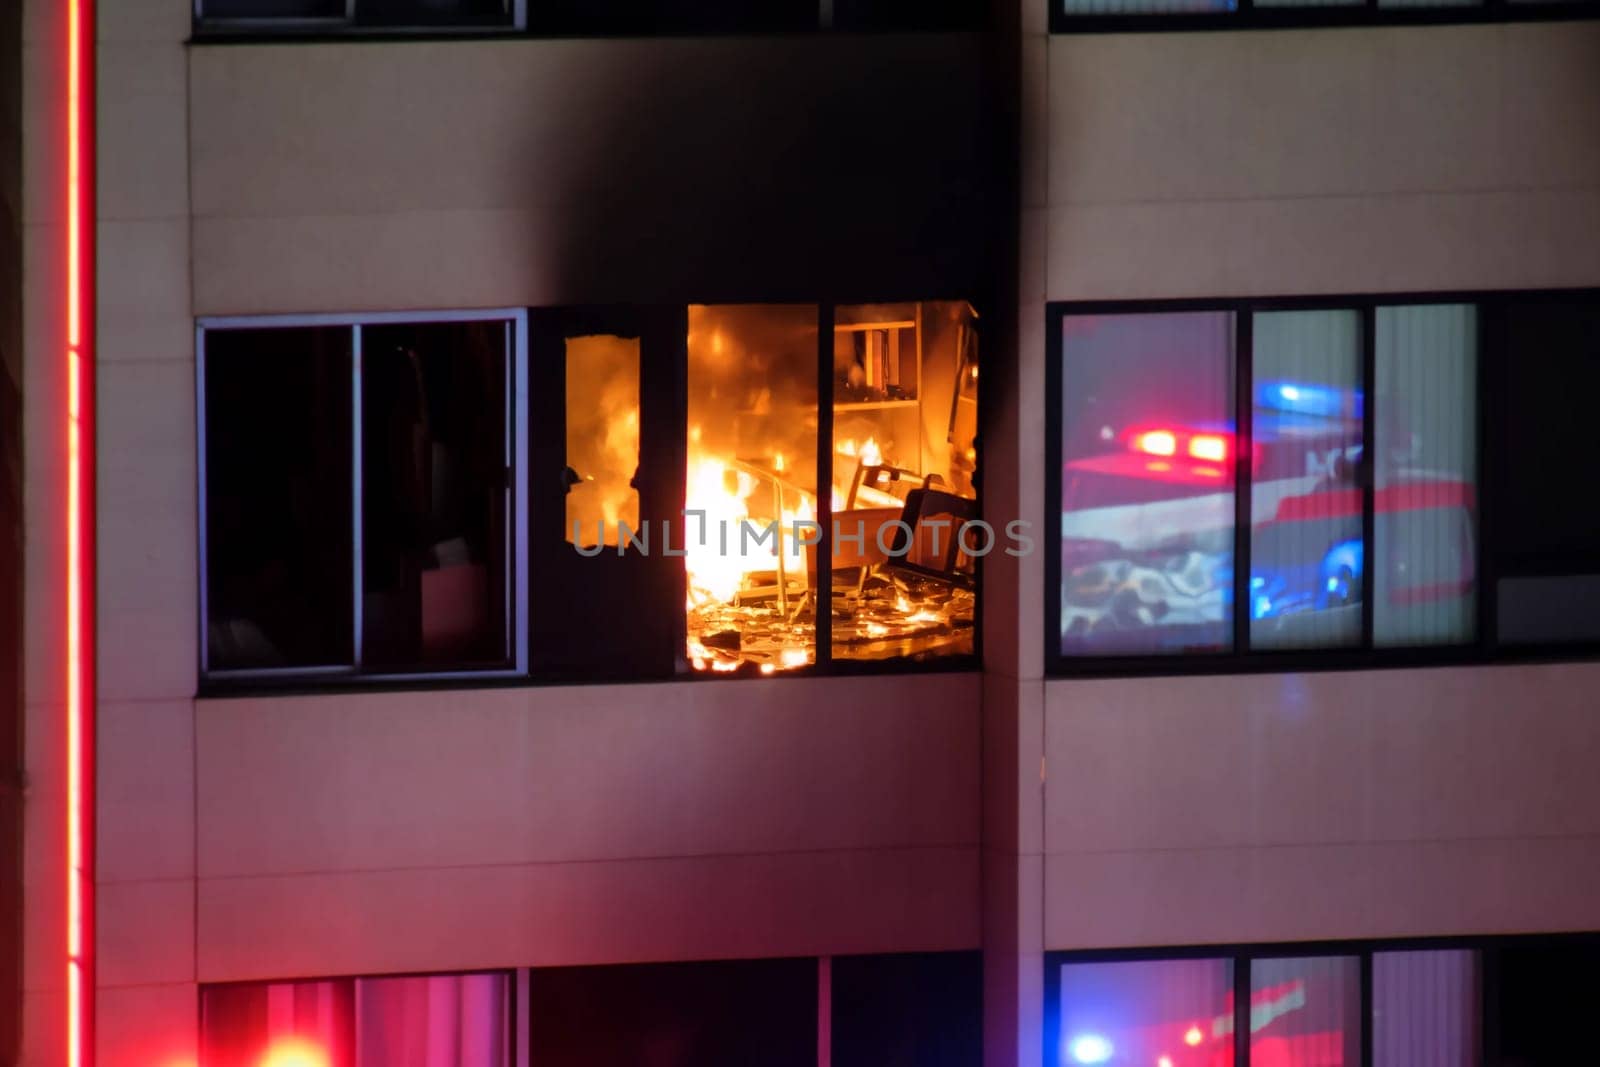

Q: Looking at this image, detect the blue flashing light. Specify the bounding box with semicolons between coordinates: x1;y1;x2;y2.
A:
1256;380;1362;420
1250;576;1265;589
1253;595;1273;620
1069;1034;1115;1064
1326;575;1341;593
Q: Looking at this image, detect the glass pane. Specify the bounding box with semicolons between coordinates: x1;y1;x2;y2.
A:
1249;310;1363;651
1059;312;1235;656
564;335;641;551
204;326;353;671
1374;305;1476;647
529;958;816;1067
1062;0;1235;11
832;302;978;663
1250;956;1361;1067
355;0;512;24
203;0;345;17
1494;297;1600;643
1373;950;1479;1067
832;952;981;1067
1057;958;1234;1066
202;974;512;1067
355;973;512;1066
361;321;512;671
1490;942;1600;1063
686;305;819;674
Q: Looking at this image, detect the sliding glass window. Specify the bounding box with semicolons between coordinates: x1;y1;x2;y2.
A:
199;311;527;682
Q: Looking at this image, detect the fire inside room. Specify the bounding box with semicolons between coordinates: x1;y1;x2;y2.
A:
561;301;980;675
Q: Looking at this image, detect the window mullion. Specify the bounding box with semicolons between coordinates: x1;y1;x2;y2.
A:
1234;954;1251;1067
816;302;835;672
1233;310;1254;655
1360;950;1375;1067
351;322;365;670
1361;305;1377;650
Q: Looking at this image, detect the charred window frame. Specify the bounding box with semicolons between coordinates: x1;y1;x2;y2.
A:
1046;289;1600;679
1045;933;1600;1067
1049;0;1600;34
197;309;529;685
539;300;981;684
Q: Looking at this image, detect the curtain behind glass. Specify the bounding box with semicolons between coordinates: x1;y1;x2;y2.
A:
1249;310;1363;651
1374;305;1476;647
1373;951;1479;1067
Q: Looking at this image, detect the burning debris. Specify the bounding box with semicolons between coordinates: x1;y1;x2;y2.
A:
683;302;979;674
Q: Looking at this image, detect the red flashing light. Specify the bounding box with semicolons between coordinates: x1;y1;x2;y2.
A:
1131;430;1178;457
1188;434;1228;464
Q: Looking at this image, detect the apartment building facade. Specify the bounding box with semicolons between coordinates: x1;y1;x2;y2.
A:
4;0;1600;1063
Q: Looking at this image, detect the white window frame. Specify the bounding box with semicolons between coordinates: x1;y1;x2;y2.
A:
196;307;530;683
194;0;528;34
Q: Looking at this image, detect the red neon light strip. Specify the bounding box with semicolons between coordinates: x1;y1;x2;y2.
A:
67;0;96;1062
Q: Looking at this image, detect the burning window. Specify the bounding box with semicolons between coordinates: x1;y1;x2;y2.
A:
685;302;979;675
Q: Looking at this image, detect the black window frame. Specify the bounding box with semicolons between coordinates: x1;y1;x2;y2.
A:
1044;931;1600;1067
1049;0;1600;35
1044;287;1600;680
196;296;983;696
189;0;993;40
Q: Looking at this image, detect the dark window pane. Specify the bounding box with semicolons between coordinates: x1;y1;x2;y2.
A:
1491;941;1600;1065
529;958;815;1067
1494;297;1600;644
1374;305;1477;647
355;0;512;25
1059;312;1235;656
359;321;513;671
535;0;817;33
1250;956;1361;1067
201;974;511;1067
832;952;981;1067
1057;958;1234;1066
1373;950;1478;1067
831;302;978;664
205;327;353;671
1249;310;1364;651
203;0;345;18
1496;299;1600;564
686;305;819;674
1062;0;1234;12
831;0;988;28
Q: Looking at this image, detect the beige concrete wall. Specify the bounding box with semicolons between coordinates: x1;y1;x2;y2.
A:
1045;23;1600;300
1043;663;1600;948
191;673;982;982
978;18;1600;1067
188;34;998;315
86;0;200;1063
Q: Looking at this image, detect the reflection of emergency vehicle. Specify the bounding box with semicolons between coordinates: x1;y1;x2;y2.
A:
1060;381;1473;650
1063;974;1355;1067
